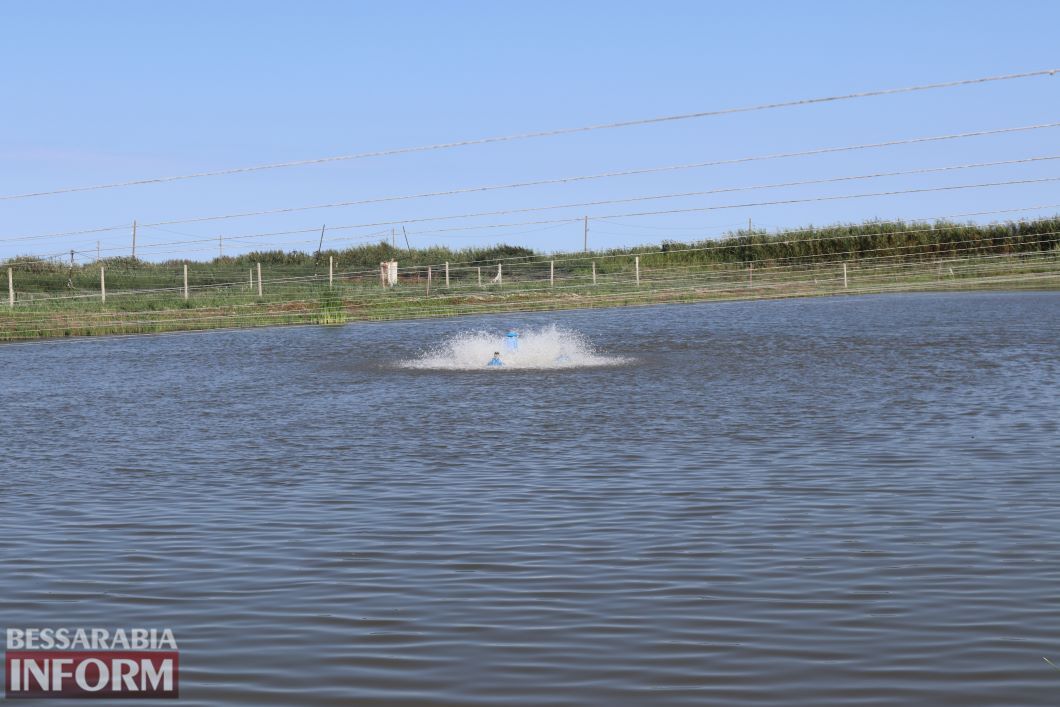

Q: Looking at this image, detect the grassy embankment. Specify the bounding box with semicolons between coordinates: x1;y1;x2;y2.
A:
2;217;1059;341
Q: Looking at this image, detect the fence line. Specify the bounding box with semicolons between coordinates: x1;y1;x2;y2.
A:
11;206;1060;285
7;266;1059;340
4;247;1057;325
7;232;1060;307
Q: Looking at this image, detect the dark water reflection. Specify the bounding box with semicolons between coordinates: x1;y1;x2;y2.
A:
2;292;1058;705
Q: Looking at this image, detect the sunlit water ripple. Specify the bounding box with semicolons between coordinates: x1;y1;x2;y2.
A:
1;292;1058;706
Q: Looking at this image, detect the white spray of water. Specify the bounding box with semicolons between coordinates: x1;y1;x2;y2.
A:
401;324;628;370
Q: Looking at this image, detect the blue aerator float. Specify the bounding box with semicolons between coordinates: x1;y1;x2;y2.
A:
484;330;519;366
487;330;519;366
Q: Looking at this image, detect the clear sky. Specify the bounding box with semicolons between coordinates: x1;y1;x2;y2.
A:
2;1;1058;262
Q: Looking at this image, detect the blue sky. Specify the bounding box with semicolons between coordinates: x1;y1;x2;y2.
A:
1;1;1058;261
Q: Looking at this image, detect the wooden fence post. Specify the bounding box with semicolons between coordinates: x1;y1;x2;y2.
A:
100;266;106;304
183;263;189;301
7;267;12;308
257;262;263;297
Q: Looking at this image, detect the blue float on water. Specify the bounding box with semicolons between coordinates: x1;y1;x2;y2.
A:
505;330;520;351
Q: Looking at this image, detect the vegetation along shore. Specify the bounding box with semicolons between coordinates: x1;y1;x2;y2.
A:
2;216;1058;341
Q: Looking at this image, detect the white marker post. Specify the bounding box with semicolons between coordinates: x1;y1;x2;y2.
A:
183;263;189;301
477;266;482;287
329;256;334;288
550;260;554;288
426;266;431;296
7;267;13;308
635;256;640;286
257;262;263;297
592;261;596;285
444;262;449;288
843;262;848;289
100;266;106;304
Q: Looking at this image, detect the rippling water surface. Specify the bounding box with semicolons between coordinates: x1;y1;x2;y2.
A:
2;292;1059;706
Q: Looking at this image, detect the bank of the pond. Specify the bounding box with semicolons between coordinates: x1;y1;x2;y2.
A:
2;261;1058;341
3;216;1059;340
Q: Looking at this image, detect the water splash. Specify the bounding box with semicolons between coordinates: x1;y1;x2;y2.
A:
401;324;628;370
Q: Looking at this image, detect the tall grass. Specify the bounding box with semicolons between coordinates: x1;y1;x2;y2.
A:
317;288;347;325
6;216;1059;294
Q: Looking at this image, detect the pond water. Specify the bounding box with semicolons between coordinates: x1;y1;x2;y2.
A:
2;292;1058;706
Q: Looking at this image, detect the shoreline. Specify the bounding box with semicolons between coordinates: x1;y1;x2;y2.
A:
5;216;1059;341
2;260;1057;342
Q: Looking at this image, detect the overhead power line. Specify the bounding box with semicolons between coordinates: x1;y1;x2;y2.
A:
5;122;1059;246
114;158;1060;240
62;123;1060;231
288;176;1060;243
1;68;1054;202
28;173;1060;260
278;196;1060;245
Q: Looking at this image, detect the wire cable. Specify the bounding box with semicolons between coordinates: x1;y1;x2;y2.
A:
8;153;1060;256
7;121;1060;246
1;68;1054;201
